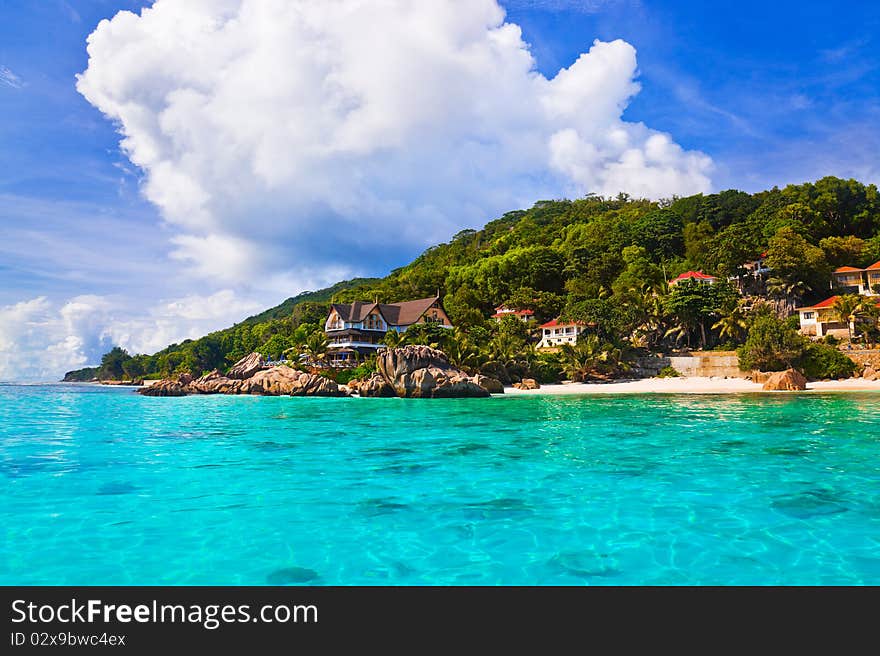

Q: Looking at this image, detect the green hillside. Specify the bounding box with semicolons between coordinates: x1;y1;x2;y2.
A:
65;176;880;382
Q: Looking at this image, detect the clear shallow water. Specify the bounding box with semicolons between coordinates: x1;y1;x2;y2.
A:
1;384;879;585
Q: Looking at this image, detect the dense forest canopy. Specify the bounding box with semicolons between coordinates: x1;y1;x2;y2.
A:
65;176;880;382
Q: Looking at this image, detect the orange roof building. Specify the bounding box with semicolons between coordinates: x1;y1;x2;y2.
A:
668;271;717;286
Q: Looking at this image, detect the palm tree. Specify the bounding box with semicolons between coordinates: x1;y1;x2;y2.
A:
767;276;810;314
852;296;880;343
712;302;749;343
558;334;628;382
301;331;329;366
382;330;406;348
633;286;667;348
445;328;484;372
832;294;861;341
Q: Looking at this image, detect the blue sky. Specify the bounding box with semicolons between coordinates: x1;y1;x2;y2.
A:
0;0;878;379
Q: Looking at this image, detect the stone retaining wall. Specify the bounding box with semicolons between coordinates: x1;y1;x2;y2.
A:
635;351;745;378
843;349;880;373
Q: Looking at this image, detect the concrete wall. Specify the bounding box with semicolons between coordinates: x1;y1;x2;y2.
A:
636;351;745;378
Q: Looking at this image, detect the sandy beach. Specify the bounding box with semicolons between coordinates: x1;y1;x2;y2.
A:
504;376;880;395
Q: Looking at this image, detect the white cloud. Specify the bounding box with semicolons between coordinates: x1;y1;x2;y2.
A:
0;291;263;382
77;0;712;286
0;65;23;89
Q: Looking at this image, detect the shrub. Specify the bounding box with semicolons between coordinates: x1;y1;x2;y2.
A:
799;343;857;380
656;365;680;378
333;362;377;385
738;315;807;372
530;356;564;384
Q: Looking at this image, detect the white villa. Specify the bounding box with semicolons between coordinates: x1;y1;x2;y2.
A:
537;319;588;349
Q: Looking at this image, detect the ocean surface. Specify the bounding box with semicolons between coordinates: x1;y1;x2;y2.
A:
1;383;879;585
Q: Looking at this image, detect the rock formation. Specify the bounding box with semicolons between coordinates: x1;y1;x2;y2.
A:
239;366;348;396
189;370;243;394
762;369;808;391
374;345;489;398
227;352;266;380
513;378;540;390
357;373;397;397
138;346;496;400
139;361;347;397
473;374;504;394
139;379;190;397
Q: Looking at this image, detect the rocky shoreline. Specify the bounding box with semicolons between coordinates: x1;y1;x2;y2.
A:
139;346;501;399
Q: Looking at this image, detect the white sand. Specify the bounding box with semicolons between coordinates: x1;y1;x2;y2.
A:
504;376;880;395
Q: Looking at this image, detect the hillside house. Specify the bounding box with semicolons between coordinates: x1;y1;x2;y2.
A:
668;271;717;287
797;296;848;338
491;305;534;323
741;252;771;277
324;296;451;367
831;262;880;296
537;319;588;348
797;295;880;338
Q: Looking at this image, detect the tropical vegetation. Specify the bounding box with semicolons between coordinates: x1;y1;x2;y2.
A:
64;176;880;383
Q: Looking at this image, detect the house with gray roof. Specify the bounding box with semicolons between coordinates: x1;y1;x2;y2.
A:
324;296;452;367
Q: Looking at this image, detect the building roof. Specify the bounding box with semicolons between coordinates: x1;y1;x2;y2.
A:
330;300;379;323
800;296;840;310
669;271;716;284
539;318;586;329
800;295;880;311
866;261;880;271
833;266;863;273
491;308;534;318
330;296;441;327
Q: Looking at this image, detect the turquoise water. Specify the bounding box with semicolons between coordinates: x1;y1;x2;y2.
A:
1;384;879;585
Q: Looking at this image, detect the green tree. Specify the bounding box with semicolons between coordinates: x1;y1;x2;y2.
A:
558;334;629;382
663;280;737;349
737;315;806;372
631;208;684;260
799;343;857;380
382;330;406;348
98;346;131;380
819;236;867;268
121;356;144;381
301;331;329;366
712;301;749;344
764;226;829;302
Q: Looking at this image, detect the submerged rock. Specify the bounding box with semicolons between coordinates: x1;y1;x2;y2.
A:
762;369;807;391
375;345;489;398
266;567;320;584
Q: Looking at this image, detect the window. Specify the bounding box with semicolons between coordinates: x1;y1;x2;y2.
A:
803;312;814;320
544;329;550;335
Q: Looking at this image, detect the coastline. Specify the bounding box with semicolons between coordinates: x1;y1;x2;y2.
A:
504;376;880;395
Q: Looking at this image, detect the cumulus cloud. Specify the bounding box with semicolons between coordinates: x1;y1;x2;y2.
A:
77;0;712;285
0;291;262;382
